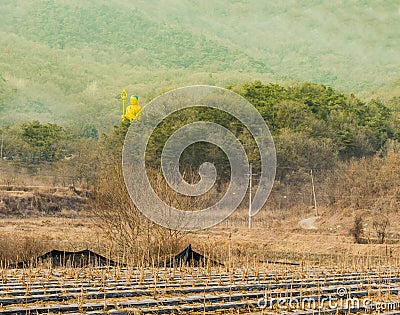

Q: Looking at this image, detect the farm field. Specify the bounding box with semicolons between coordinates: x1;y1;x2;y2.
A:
2;217;400;314
2;264;400;314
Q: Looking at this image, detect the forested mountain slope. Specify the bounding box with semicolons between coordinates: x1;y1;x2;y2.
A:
0;1;399;127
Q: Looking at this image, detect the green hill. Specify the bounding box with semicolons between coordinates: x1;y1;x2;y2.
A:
0;0;399;128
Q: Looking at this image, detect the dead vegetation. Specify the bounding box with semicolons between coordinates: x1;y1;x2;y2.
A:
0;235;54;266
0;185;88;216
0;148;399;267
91;164;187;264
2;262;400;314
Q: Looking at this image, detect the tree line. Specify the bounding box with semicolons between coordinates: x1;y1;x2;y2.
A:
2;80;400;254
1;81;399;177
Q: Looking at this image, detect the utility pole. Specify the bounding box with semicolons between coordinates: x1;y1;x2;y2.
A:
0;132;3;160
310;169;318;216
248;163;252;229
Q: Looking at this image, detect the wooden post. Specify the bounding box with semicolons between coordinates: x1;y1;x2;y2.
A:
248;163;252;229
0;133;3;160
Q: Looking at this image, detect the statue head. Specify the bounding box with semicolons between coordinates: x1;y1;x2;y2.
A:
130;95;139;106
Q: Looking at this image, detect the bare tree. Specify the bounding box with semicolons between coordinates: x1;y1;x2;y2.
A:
373;215;389;244
91;164;189;265
350;214;364;244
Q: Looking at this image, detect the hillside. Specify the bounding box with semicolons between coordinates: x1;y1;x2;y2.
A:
0;1;400;128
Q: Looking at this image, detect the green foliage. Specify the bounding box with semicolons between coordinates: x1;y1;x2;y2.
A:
1;0;400;127
99;121;130;163
81;124;99;140
230;81;397;160
274;130;338;180
1;79;399;186
0;75;10;113
1;121;71;162
8;1;263;71
21;121;68;162
100;81;399;183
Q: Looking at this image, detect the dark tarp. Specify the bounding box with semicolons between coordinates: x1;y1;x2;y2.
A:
159;244;222;267
10;249;119;268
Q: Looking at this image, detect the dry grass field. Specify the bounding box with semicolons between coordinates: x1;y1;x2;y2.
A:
1;183;400;314
2;210;400;267
1;215;400;314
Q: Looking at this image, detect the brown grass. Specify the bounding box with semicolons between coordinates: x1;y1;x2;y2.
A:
0;235;53;265
0;214;400;268
1;152;400;267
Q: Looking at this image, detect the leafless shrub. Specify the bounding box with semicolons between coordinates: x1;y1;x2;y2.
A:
371;197;395;244
330;152;400;211
350;214;364;244
91;164;189;265
373;215;389;244
0;235;54;265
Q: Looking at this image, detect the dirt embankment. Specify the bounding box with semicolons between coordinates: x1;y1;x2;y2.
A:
0;185;90;216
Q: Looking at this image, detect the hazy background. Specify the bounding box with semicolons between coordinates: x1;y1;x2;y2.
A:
1;0;399;129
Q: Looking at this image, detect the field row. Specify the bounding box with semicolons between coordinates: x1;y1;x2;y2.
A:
0;266;400;314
